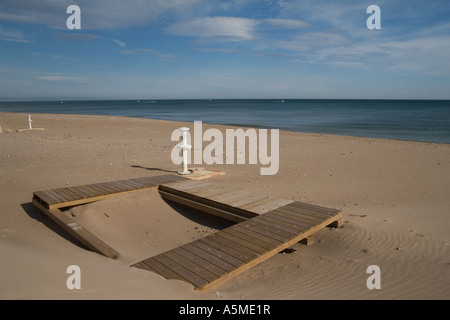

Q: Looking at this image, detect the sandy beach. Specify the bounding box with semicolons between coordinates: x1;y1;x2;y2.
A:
0;111;449;300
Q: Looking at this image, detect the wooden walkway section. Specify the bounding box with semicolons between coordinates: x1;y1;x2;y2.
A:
33;174;186;210
32;174;187;259
132;179;342;292
32;175;342;290
158;179;295;223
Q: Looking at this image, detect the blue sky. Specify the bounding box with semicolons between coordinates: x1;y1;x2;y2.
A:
0;0;449;100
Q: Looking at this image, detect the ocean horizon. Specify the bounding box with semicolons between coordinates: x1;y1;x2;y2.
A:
1;99;450;144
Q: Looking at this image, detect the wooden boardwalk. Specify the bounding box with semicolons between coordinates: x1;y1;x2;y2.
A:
33;174;186;210
158;179;295;223
32;174;187;259
132;179;342;292
32;175;342;290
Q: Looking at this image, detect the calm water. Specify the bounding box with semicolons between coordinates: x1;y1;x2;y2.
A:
1;99;449;144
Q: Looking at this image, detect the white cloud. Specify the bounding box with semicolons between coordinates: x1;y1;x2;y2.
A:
112;39;126;47
0;37;32;43
263;18;309;29
120;48;179;60
0;25;30;42
36;75;90;83
0;0;205;30
166;16;259;41
0;11;40;23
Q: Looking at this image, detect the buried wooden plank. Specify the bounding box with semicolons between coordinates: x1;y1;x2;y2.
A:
32;198;119;259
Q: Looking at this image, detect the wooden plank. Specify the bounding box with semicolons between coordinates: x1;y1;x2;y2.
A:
172;247;227;277
161;180;209;191
33;191;56;207
94;182;120;194
207;234;260;260
221;226;275;251
232;224;283;247
159;191;248;223
209;191;249;204
65;186;90;200
288;201;340;216
139;257;188;282
99;181;126;193
241;198;294;214
257;213;310;233
104;180;133;192
72;185;97;198
80;184;104;197
42;189;65;204
131;260;155;272
120;178;147;189
90;183;116;195
217;229;270;254
268;208;316;226
153;254;209;288
243;217;298;239
237;220;291;243
32;199;119;259
198;236;254;263
232;194;269;208
190;240;244;268
181;243;236;273
53;188;82;202
128;178;152;188
45;189;70;203
48;188;74;202
286;203;338;221
274;206;325;224
107;180;135;191
251;216;300;236
283;202;334;219
197;211;342;292
159;186;257;220
264;211;313;230
133;176;164;187
186;185;232;198
148;175;184;185
163;250;218;283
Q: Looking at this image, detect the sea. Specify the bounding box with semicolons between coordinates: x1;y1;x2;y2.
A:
1;99;450;144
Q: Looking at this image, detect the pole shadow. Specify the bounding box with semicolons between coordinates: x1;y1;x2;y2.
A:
131;165;177;173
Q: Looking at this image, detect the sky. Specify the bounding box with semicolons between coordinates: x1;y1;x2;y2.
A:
0;0;449;100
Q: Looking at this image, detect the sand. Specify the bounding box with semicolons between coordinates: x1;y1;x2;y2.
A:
0;112;449;300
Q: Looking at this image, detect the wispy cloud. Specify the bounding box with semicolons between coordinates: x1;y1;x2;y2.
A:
36;74;90;83
0;11;40;23
263;18;309;29
120;48;179;61
0;37;32;43
112;39;126;47
0;0;206;30
166;16;259;41
0;25;31;43
54;33;100;41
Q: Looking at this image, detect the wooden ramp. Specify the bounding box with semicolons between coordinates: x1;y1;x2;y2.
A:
158;179;295;223
32;174;187;259
132;180;342;292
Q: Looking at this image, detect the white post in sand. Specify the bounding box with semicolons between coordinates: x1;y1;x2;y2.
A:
28;115;33;130
177;127;192;175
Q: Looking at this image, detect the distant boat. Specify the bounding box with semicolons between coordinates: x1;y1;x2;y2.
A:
137;100;140;103
281;99;285;103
